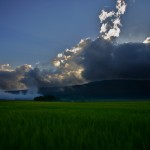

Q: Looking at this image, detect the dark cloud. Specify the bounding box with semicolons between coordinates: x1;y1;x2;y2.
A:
0;64;31;90
82;38;150;81
113;43;150;78
81;38;114;80
0;38;150;91
25;37;150;87
1;0;150;101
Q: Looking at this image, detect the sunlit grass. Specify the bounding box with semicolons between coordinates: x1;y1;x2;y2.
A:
0;101;150;150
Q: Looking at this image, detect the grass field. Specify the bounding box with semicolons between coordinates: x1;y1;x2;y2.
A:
0;101;150;150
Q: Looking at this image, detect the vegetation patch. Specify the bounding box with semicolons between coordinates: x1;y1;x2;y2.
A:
0;101;150;150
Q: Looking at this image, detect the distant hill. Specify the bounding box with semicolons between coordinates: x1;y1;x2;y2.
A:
6;80;150;100
38;80;150;100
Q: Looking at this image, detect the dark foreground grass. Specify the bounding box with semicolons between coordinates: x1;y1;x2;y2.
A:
0;101;150;150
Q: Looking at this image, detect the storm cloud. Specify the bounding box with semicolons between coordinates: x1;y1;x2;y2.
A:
1;37;150;91
81;38;150;81
0;0;150;91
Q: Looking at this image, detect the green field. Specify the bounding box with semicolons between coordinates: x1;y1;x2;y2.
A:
0;101;150;150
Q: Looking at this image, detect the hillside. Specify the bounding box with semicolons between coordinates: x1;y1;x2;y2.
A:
38;80;150;100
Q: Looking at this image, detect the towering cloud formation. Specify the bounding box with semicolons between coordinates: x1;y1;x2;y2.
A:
21;37;150;89
0;0;150;94
81;38;150;80
99;0;127;40
20;39;89;89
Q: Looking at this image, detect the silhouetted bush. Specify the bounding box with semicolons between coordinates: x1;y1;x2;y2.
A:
34;95;59;102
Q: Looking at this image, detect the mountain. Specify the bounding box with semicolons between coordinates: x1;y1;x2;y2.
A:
38;79;150;100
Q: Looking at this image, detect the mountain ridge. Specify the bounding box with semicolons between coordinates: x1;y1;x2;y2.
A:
38;79;150;100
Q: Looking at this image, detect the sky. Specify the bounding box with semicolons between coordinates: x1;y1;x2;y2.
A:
0;0;150;96
0;0;150;67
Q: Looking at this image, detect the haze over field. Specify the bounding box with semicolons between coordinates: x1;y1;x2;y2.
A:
0;0;150;99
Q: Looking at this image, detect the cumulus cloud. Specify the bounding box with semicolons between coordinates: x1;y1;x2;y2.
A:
20;39;91;88
0;64;32;90
99;10;115;22
1;37;150;91
0;64;13;72
22;38;150;88
0;0;150;95
99;0;127;40
143;37;150;44
81;38;150;81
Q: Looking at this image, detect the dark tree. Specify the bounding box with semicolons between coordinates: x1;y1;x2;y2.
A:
34;95;59;102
